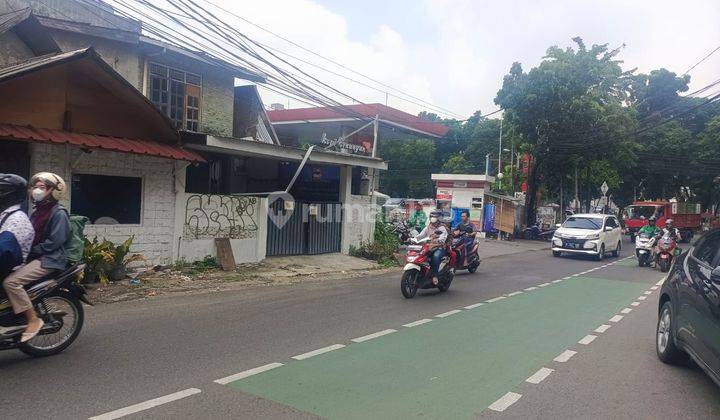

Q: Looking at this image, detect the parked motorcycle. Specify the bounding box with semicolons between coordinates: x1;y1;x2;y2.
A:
523;222;555;242
389;220;419;244
654;234;679;273
400;237;454;299
0;264;90;356
635;232;657;267
450;231;481;273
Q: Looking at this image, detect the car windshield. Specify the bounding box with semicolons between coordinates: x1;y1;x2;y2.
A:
626;205;658;219
562;217;602;230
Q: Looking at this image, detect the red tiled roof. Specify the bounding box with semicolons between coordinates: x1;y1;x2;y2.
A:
267;103;450;138
0;124;204;163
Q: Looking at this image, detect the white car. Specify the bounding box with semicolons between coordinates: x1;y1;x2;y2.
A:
552;213;623;260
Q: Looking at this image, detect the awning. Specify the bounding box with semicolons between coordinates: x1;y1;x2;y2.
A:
0;123;204;163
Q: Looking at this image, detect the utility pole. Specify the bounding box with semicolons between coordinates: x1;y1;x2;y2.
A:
485;153;491;177
497;118;503;189
510;139;514;194
574;164;579;213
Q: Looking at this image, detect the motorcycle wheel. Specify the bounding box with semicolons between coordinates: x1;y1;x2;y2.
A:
19;291;84;357
401;270;420;299
659;259;670;273
438;275;453;292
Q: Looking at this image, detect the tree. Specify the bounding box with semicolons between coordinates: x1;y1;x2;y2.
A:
495;38;636;224
441;153;473;174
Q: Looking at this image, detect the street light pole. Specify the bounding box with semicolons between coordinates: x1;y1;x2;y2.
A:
498;118;503;189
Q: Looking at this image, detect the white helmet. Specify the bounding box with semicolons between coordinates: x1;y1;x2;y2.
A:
30;172;66;201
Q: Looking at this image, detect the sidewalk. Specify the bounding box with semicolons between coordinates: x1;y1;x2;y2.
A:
476;238;550;259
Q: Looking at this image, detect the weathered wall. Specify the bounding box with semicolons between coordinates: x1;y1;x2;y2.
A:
30;143;178;264
173;193;267;264
343;194;377;252
0;0;139;31
0;31;34;67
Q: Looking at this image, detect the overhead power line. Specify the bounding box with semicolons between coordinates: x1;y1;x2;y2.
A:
683;44;720;75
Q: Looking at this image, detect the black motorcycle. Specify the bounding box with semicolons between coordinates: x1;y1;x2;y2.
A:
389;220;419;244
0;264;90;357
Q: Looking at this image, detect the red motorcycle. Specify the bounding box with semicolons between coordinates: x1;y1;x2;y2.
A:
450;231;481;273
655;234;679;273
401;237;454;299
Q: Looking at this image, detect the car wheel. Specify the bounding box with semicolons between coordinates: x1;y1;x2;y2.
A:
552;251;561;257
656;301;688;364
611;241;621;257
596;244;605;261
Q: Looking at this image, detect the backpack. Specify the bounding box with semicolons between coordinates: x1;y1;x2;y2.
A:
65;213;89;265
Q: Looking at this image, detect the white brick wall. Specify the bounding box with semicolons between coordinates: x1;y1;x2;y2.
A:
30;143;178;264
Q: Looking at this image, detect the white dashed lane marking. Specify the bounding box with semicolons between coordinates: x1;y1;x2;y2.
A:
526;367;554;384
595;324;611;333
620;308;632;314
644;291;652;295
631;302;641;307
486;296;507;303
89;388;202;420
403;319;432;328
638;296;647;301
609;315;624;323
507;291;523;297
351;329;396;343
551;279;563;283
578;334;597;345
537;282;551;287
292;344;345;360
488;392;522;412
554;350;577;363
214;363;284;385
464;302;484;309
524;286;538;291
436;309;462;318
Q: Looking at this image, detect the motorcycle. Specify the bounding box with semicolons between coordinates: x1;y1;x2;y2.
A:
654;234;679;273
400;236;454;299
389;220;419;244
450;231;481;273
635;232;657;267
0;264;90;356
523;222;555;242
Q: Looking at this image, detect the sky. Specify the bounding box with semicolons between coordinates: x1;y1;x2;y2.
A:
214;0;720;120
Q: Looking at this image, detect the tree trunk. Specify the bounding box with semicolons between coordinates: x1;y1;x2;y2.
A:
525;157;541;226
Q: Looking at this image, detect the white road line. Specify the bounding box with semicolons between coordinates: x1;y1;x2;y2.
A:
650;285;659;290
578;334;597;345
656;278;666;286
554;350;577;363
572;273;580;277
214;363;283;385
562;276;571;280
631;301;641;307
403;318;432;328
609;315;624;323
352;329;397;343
488;392;522;412
486;296;507;303
537;282;551;287
644;290;652;295
638;296;647;301
526;367;554;384
464;302;485;309
292;344;345;360
620;308;632;314
524;287;538;291
551;279;563;284
594;324;611;333
89;388;202;420
507;291;523;297
436;309;462;318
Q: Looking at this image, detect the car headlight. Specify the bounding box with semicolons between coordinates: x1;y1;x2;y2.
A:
585;233;600;240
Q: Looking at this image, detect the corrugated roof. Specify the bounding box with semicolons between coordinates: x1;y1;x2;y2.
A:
0;7;30;34
0;124;204;163
267;103;450;138
0;48;90;80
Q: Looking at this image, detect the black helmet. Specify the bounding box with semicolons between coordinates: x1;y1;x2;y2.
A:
0;174;28;210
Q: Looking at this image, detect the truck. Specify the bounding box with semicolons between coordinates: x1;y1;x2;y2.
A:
622;200;701;243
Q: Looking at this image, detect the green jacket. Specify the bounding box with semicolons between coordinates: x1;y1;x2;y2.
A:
409;210;427;231
638;225;661;236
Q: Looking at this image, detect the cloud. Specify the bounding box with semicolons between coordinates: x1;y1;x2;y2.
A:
218;0;720;119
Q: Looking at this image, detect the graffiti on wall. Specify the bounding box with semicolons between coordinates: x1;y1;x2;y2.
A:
184;194;258;240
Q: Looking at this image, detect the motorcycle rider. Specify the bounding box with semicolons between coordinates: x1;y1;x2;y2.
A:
0;174;34;278
453;210;476;265
2;172;70;342
408;202;427;232
415;211;448;286
638;216;662;237
662;219;682;242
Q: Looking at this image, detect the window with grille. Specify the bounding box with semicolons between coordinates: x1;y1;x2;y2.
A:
149;63;202;131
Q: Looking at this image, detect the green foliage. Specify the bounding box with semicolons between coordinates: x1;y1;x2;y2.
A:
349;218;400;267
441;153;473;174
82;236;144;284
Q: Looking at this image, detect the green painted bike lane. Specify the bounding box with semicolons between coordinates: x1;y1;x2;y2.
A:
229;275;651;419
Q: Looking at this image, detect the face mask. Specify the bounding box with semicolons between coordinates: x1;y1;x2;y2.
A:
429;217;438;224
31;188;46;202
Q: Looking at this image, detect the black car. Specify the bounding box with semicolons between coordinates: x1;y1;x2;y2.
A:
657;228;720;386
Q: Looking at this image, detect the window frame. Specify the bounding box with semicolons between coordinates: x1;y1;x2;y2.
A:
691;232;720;268
148;62;202;132
70;172;145;227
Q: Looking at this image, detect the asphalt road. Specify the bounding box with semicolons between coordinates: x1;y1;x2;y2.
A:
1;245;718;419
